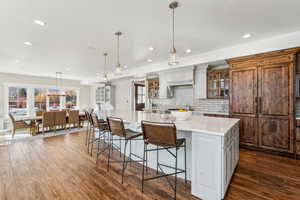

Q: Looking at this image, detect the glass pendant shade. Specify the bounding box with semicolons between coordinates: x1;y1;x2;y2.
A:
168;47;179;66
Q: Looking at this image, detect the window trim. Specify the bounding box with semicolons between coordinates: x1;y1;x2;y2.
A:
3;82;80;117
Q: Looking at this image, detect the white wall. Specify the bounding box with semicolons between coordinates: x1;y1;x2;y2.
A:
0;72;92;118
110;78;132;111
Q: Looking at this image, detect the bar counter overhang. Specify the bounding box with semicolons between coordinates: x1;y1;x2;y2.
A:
101;110;240;200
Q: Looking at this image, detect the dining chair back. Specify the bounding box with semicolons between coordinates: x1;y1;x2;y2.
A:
42;112;55;127
69;110;79;128
9;114;32;137
54;111;67;129
36;110;45;116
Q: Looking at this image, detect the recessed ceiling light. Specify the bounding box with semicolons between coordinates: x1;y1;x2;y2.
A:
186;49;191;53
124;65;128;69
242;33;252;39
148;46;154;51
147;59;153;63
24;41;33;46
34;19;46;26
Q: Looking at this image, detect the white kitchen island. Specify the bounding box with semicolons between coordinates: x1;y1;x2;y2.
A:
102;110;240;200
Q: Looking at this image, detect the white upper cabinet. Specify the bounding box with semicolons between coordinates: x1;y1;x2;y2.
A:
194;64;209;99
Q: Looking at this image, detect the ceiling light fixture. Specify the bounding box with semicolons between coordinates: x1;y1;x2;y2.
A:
34;19;46;26
147;59;153;63
243;33;252;38
168;1;179;66
47;72;65;97
186;49;191;53
24;41;33;46
115;31;123;74
148;46;154;51
103;52;109;83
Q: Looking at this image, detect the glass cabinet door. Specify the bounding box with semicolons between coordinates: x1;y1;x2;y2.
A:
207;69;229;99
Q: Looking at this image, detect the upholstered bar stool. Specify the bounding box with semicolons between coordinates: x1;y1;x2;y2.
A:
141;120;187;200
106;117;144;184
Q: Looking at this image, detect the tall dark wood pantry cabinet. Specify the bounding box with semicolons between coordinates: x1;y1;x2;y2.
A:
227;48;300;154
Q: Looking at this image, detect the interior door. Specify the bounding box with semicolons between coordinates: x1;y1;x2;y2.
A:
258;63;294;152
230;66;258;146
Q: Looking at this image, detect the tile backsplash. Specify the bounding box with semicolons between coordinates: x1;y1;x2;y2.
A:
192;99;229;114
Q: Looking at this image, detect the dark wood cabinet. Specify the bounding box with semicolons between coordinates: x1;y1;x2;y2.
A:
228;47;300;154
207;69;229;99
231;114;258;146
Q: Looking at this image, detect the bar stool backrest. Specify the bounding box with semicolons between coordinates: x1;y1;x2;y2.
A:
88;112;94;126
141;120;177;147
93;114;107;131
107;117;126;137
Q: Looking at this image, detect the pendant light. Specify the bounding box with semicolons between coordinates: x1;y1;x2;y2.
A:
48;72;65;97
168;1;179;66
115;31;123;73
103;52;109;82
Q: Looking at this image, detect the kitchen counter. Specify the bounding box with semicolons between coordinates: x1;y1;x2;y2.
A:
104;110;238;136
102;110;240;200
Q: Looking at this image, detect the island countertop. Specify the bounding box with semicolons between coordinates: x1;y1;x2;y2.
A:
102;110;239;136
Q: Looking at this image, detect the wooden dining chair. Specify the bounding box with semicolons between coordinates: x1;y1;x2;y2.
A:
36;110;45;117
9;114;34;137
54;111;67;131
68;110;79;129
41;112;55;134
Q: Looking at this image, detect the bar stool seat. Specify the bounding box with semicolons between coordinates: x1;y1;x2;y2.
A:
124;129;142;140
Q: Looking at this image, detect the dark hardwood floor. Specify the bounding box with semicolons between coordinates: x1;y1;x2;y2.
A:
0;131;299;200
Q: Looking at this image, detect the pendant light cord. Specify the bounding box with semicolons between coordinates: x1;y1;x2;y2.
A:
117;34;120;65
172;8;175;49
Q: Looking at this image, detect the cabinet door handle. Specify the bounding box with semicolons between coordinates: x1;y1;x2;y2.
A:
255;97;259;114
259;97;262;114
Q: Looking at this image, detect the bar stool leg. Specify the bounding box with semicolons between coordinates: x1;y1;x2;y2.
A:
156;145;159;174
107;134;113;172
96;130;101;164
119;138;122;158
175;148;178;200
121;140;128;184
141;143;147;193
184;141;187;184
90;127;95;156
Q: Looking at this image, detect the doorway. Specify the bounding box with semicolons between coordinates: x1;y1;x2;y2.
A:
134;82;145;111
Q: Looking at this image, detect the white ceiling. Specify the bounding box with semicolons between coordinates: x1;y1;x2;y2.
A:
1;0;300;83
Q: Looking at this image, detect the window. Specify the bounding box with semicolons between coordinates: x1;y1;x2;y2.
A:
34;88;47;111
8;87;28;116
48;88;60;110
65;90;77;109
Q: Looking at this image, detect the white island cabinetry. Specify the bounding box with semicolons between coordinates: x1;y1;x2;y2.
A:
105;111;239;200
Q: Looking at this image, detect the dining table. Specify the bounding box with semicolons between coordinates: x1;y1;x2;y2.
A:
19;112;86;135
